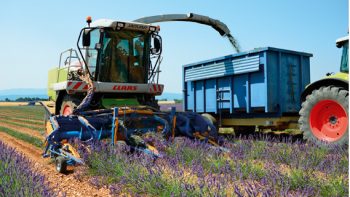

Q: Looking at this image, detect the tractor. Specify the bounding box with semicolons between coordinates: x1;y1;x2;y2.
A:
299;36;348;145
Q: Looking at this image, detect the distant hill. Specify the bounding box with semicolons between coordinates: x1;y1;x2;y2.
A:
0;88;182;101
0;88;48;101
156;92;182;101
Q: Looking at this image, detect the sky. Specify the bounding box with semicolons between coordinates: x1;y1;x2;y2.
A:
0;1;348;93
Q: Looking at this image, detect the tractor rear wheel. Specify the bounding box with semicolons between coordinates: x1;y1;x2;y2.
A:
299;86;348;145
60;96;81;116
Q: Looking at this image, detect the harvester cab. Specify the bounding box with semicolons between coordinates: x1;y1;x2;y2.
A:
79;17;162;85
47;17;164;116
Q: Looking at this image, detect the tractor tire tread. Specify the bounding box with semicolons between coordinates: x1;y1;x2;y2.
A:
299;86;348;146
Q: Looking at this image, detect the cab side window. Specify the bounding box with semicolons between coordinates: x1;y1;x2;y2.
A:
86;29;100;77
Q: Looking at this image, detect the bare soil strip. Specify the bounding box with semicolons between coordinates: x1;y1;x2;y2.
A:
0;102;32;106
0;132;110;197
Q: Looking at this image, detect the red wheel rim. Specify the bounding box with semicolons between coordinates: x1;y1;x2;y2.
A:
62;105;72;116
309;100;348;142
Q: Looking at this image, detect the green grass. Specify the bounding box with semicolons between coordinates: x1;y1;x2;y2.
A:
0;118;43;131
0;114;43;121
204;153;227;173
0;106;45;121
307;146;329;167
182;146;203;166
319;176;348;197
247;141;267;160
288;168;310;190
0;126;43;148
237;161;267;180
0;116;43;125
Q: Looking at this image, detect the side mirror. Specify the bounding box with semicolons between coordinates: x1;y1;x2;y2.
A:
153;36;161;54
82;29;91;47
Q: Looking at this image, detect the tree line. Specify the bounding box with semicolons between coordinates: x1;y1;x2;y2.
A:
1;97;46;102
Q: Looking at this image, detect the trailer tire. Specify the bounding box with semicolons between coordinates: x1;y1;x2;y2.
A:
55;156;68;173
60;96;81;116
299;86;348;146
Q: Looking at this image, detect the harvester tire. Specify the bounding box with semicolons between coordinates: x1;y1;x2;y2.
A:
299;86;348;146
60;96;81;116
55;156;68;173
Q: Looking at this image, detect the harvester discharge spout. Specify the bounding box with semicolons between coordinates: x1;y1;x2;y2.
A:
134;13;240;52
73;71;95;114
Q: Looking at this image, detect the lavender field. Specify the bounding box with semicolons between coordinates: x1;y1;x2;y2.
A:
0;105;348;196
76;135;348;196
0;141;55;196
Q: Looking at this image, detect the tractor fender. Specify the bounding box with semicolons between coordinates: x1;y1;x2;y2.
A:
55;91;67;115
301;78;349;102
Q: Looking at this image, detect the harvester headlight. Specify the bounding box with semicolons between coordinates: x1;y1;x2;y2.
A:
149;26;156;31
117;22;125;27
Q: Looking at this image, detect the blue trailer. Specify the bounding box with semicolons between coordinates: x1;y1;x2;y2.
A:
183;47;312;132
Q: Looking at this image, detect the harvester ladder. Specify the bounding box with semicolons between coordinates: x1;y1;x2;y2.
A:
57;48;82;83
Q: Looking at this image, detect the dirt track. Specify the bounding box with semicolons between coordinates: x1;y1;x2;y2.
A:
0;132;110;197
0;102;33;106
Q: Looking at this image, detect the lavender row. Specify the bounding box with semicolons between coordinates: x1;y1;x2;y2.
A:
0;141;56;197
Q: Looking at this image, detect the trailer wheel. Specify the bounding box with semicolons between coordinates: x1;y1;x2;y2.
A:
299;86;348;145
55;156;68;173
60;96;81;116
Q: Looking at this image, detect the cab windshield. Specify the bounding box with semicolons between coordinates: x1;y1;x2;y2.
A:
97;29;150;83
340;41;348;73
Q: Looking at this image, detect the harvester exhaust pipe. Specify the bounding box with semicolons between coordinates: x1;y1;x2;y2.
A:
133;13;240;52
